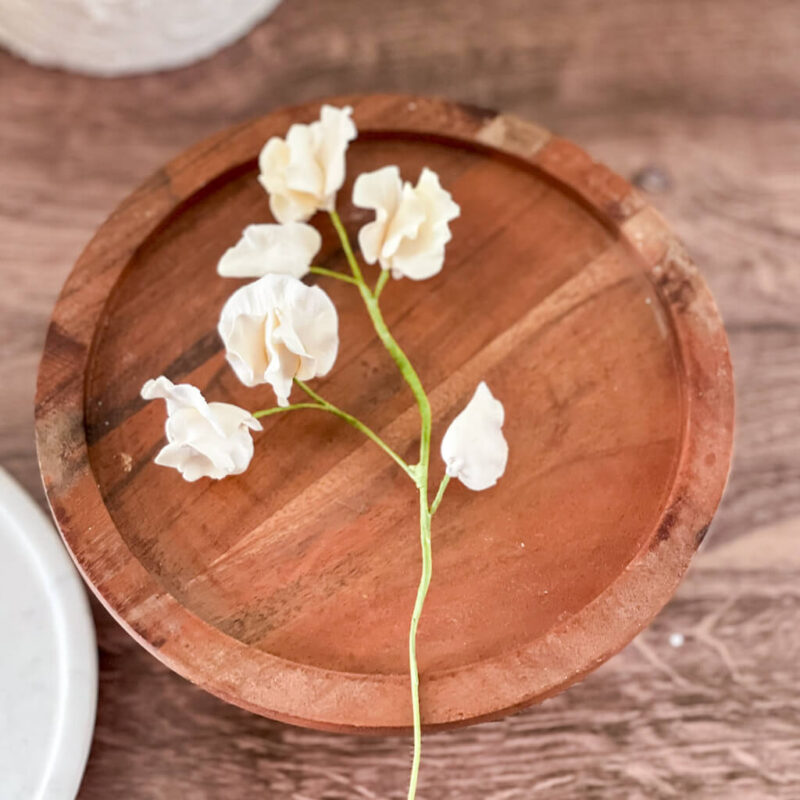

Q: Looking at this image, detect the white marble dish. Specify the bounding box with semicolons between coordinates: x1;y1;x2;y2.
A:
0;468;97;800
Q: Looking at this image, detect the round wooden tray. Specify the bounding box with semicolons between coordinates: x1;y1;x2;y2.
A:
35;95;734;733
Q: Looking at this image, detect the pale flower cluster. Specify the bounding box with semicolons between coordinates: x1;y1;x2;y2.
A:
217;222;320;280
142;105;508;489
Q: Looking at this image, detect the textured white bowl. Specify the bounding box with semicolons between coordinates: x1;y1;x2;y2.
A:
0;0;282;76
0;468;97;800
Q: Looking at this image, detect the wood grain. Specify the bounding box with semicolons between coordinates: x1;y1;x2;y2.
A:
2;0;799;796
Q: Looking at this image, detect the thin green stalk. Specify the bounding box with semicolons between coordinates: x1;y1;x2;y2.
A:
374;268;390;299
293;379;414;479
332;211;460;800
407;489;432;800
327;210;443;800
252;403;323;419
328;210;432;476
309;266;359;286
291;378;328;406
329;209;365;284
430;474;451;516
406;474;451;800
367;292;432;473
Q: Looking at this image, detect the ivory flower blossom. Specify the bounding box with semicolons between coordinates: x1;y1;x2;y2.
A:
258;105;357;223
441;382;508;491
141;376;261;482
217;222;321;280
352;165;460;280
218;273;338;406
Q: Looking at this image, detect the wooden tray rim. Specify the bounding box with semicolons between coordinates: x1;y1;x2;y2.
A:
34;93;735;732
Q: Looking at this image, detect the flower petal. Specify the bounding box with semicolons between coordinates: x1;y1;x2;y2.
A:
440;381;508;491
353;167;426;267
353;166;403;264
217;223;321;279
154;442;218;482
317;105;357;202
285;123;325;198
416;167;461;229
280;274;339;380
208;402;263;434
391;168;460;280
382;183;426;263
141;376;209;420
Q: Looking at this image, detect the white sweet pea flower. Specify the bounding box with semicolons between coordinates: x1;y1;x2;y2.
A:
352;165;460;280
141;376;261;482
441;382;508;491
258;105;357;223
218;273;338;407
217;222;321;280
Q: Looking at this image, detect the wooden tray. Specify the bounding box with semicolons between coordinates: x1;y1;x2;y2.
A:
35;95;734;733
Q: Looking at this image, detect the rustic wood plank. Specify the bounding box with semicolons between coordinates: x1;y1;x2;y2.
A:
1;0;798;796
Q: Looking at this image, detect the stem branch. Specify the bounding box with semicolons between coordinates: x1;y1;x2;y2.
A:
309;266;359;286
430;473;451;516
253;403;323;418
374;268;390;299
293;380;414;479
328;211;431;477
329;209;365;284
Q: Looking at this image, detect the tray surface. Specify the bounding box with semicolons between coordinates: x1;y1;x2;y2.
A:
35;95;734;731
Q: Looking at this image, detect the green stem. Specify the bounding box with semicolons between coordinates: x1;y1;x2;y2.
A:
328;212;431;474
374;268;390;299
406;475;450;800
308;266;359;286
430;473;451;516
252;403;323;419
327;210;439;800
293;379;414;479
367;294;432;474
407;490;432;800
329;209;365;284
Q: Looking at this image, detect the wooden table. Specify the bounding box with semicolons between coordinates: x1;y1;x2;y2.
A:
2;1;798;796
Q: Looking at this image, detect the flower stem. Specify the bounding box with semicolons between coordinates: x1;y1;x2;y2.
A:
407;488;432;800
327;211;432;475
329;209;365;284
374;268;390;299
293;379;414;479
309;266;359;286
327;210;440;800
366;293;432;472
252;403;323;419
430;473;451;516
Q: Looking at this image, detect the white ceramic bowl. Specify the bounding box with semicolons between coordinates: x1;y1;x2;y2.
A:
0;0;282;76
